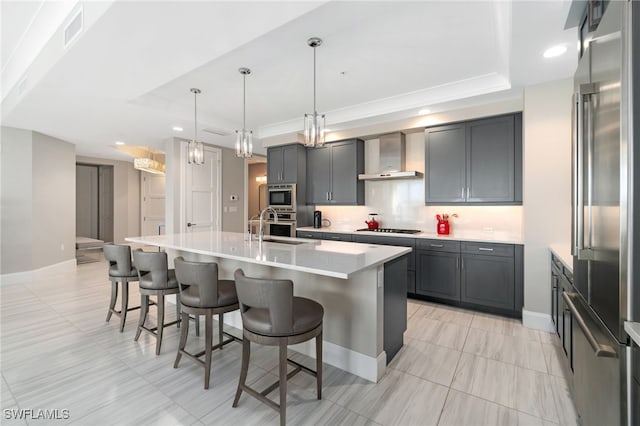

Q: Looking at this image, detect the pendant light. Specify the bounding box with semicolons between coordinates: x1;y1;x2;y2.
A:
188;88;204;165
304;37;325;148
235;67;253;158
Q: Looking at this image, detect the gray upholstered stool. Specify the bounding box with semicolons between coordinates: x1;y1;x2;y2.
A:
132;249;181;355
173;257;240;389
232;269;324;426
103;244;142;332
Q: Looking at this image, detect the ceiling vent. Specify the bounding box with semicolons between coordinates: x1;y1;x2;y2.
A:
203;127;231;137
64;8;83;49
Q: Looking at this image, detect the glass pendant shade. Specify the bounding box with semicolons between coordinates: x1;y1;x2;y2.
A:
304;112;325;147
304;37;325;148
235;129;253;158
235;67;253;158
188;88;204;165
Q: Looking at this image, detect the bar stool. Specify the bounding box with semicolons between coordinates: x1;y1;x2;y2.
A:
232;269;324;426
132;249;181;355
173;257;240;389
103;244;141;332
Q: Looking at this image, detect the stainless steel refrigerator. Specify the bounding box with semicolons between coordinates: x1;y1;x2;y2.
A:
570;1;639;425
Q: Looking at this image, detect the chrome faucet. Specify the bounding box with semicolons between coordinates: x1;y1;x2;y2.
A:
247;214;260;241
258;207;278;244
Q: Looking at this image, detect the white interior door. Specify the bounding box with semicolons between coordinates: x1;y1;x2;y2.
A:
182;145;221;233
141;174;166;236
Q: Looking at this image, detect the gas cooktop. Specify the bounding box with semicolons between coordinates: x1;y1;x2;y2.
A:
355;228;421;234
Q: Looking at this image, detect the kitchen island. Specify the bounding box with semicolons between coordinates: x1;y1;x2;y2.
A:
125;231;411;382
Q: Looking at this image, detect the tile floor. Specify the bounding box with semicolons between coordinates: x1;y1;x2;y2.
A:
0;258;579;425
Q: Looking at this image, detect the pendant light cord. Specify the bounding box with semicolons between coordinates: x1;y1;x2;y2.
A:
243;73;246;131
194;90;198;141
313;44;317;115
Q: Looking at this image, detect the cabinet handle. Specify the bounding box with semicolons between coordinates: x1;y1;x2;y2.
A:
330;191;333;201
478;247;494;252
467;187;470;199
326;192;329;201
461;258;464;269
461;188;464;199
456;257;459;269
430;244;444;248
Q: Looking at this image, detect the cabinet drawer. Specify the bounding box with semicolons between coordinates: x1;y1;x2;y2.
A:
296;231;323;240
461;242;514;257
416;239;460;253
323;233;353;242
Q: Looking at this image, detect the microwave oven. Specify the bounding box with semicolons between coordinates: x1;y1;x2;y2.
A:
268;184;296;210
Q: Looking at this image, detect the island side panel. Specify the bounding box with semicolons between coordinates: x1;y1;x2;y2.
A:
384;254;408;363
169;249;385;382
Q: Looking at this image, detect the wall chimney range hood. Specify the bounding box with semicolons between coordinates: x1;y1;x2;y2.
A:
358;132;422;180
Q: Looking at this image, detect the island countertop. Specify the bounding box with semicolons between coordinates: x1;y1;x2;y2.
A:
125;231;411;279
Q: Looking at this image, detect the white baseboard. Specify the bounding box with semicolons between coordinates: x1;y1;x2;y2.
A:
1;259;77;286
522;309;554;333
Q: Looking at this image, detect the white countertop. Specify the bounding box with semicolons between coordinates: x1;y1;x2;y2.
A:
625;322;640;346
297;226;524;245
126;231;411;280
549;243;573;271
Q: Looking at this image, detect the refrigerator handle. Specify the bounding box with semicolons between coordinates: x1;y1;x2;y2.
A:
562;292;617;358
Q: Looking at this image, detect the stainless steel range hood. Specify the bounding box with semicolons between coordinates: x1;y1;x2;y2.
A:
358;132;422;180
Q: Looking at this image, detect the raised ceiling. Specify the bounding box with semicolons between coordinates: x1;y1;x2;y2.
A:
1;1;577;161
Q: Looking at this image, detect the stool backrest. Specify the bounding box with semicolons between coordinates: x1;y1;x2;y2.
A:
234;269;293;334
133;249;169;289
103;244;133;275
174;257;220;307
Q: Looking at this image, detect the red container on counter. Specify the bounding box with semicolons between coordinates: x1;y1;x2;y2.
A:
437;220;450;235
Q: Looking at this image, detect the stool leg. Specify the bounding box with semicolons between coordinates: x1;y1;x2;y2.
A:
156;295;165;355
106;280;118;322
174;311;189;369
204;313;213;389
316;330;323;400
176;293;181;329
119;281;129;333
218;313;224;349
195;315;200;336
134;295;149;341
279;340;287;426
233;337;250;407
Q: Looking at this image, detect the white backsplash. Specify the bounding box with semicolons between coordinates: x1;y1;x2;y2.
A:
315;133;523;236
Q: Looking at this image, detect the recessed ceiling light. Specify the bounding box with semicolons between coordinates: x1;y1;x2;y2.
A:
419;108;431;115
543;44;567;58
172;126;183;132
115;141;125;145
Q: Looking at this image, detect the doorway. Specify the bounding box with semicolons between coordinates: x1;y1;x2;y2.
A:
248;157;267;219
76;163;114;242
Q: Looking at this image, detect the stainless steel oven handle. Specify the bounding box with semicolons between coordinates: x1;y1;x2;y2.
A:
562;292;617;358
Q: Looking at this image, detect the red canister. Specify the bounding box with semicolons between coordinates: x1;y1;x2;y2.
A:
437;220;450;235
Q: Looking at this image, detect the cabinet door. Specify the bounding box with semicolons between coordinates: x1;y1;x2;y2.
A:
551;266;560;335
281;144;299;183
416;250;460;301
461;254;514;310
267;147;283;183
306;146;331;204
323;232;353;242
561;276;573;370
425;124;466;203
466;115;515;202
296;231;323;239
330;140;363;204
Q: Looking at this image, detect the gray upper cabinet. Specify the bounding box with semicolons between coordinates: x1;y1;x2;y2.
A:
306;139;364;205
425;113;522;205
267;144;306;185
425;124;466;203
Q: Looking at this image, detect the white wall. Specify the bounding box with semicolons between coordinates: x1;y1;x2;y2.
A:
1;127;34;274
0;127;76;274
32;132;76;270
522;78;573;318
76;156;140;243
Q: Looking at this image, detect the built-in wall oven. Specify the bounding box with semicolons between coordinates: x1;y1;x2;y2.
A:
264;210;297;238
268;184;296;210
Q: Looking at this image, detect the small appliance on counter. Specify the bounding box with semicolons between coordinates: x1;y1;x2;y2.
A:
365;213;379;230
313;210;322;228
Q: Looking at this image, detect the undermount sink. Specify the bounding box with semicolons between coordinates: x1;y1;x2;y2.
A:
260;238;308;246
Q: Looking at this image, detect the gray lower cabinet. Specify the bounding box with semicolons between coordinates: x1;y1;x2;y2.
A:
296;230;323;239
416;250;460;301
306;139;364;205
353;234;416;294
416;239;523;317
549;253;575;373
267;144;306;185
424;112;522;205
322;232;353;242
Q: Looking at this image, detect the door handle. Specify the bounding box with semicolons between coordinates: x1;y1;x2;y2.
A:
187;222;196;227
562;292;617;358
